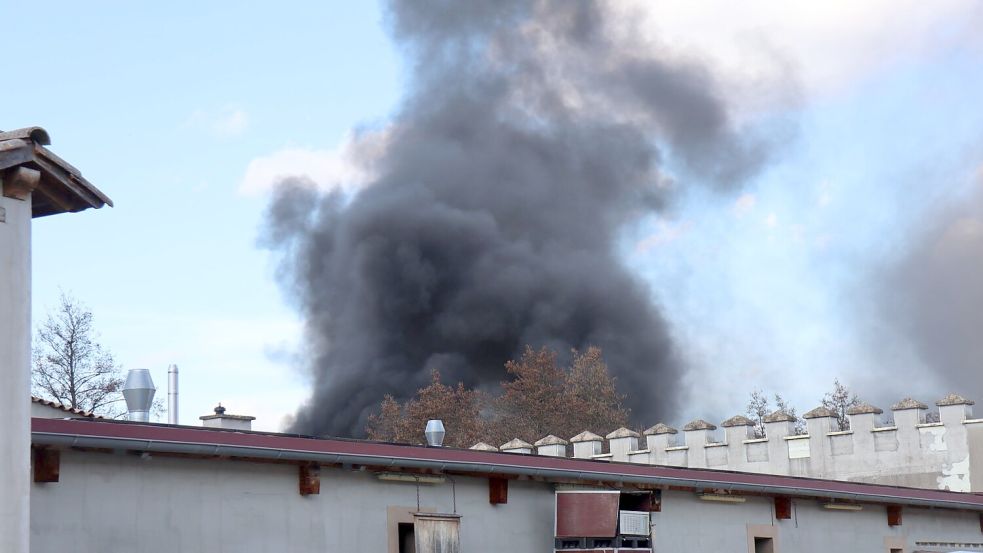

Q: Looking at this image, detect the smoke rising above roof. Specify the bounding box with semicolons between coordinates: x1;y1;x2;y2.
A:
266;0;786;437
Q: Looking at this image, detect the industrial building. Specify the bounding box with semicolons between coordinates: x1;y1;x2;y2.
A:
7;127;983;552
484;396;983;494
27;412;983;552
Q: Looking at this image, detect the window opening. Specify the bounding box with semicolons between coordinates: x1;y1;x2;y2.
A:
754;537;775;553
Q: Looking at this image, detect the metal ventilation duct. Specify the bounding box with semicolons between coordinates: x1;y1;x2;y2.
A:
425;419;445;447
123;368;156;422
167;364;179;425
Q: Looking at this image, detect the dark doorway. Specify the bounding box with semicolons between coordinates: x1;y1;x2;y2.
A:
398;522;415;553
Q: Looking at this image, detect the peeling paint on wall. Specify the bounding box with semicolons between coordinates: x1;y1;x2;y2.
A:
938;457;971;492
920;426;948;452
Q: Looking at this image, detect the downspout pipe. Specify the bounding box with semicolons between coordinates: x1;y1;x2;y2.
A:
30;431;983;512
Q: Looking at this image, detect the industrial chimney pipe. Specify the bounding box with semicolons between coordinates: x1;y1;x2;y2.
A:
123;368;156;422
167;364;179;425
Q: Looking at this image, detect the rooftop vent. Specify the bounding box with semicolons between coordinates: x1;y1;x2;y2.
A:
425;419;445;447
122;368;156;422
199;403;255;431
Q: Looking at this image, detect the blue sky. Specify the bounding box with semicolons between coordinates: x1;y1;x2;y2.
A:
6;1;982;430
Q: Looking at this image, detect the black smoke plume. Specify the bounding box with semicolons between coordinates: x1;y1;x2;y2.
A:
268;0;779;437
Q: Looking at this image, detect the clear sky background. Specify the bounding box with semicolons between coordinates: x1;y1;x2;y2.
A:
5;1;983;431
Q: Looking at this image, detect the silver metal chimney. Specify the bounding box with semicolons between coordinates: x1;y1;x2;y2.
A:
167;364;179;424
123;368;156;422
425;419;445;447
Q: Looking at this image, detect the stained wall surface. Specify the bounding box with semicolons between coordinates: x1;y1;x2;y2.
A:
30;448;983;553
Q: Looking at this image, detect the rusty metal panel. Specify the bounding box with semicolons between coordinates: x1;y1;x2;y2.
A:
299;464;320;495
489;477;508;504
774;497;792;520
887;505;903;527
555;491;619;538
33;448;59;483
413;513;460;553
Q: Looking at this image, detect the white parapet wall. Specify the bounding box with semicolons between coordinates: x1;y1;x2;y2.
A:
521;395;983;493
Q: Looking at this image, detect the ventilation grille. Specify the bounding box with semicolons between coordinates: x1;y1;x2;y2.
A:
619;510;649;536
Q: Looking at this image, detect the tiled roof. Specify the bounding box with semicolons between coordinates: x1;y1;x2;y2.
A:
31;396;101;418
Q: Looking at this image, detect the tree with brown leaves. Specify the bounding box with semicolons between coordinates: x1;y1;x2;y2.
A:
366;345;629;447
365;370;488;448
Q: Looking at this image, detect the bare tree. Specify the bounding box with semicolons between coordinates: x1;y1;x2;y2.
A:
32;293;125;417
746;390;805;437
821;378;861;431
746;389;770;438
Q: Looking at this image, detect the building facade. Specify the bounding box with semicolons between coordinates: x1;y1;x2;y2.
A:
30;417;983;553
493;394;983;494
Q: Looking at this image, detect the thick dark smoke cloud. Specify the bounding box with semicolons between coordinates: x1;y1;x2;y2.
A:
268;0;778;437
876;175;983;401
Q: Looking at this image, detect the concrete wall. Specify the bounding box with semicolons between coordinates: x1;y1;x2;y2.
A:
32;449;983;553
654;490;982;553
31;450;556;553
559;401;983;492
1;179;33;553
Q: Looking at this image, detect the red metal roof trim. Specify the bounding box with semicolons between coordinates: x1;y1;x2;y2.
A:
31;418;983;510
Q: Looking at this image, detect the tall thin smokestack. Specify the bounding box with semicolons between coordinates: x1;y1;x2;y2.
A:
123;368;156;422
167;364;179;425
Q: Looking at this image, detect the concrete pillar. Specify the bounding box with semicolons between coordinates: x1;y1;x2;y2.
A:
534;435;568;457
570;431;603;458
763;411;796;476
682;419;717;468
0;174;35;553
644;423;677;465
605;427;639;462
803;407;837;478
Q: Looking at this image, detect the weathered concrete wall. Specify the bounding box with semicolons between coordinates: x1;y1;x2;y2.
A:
546;398;983;493
0;181;33;553
653;490;983;553
31;449;983;553
31;450;556;553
